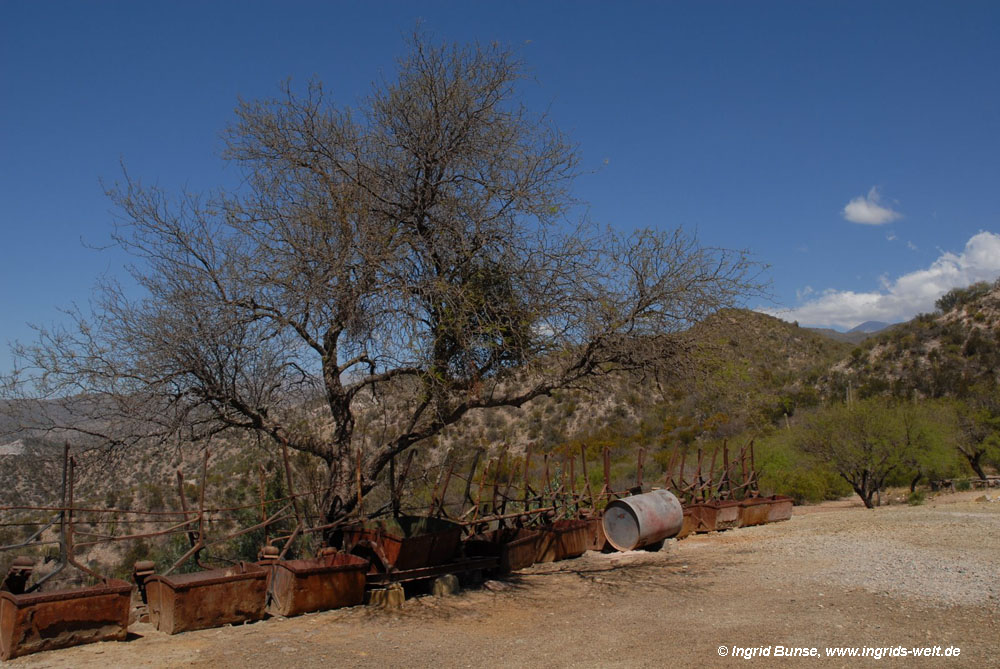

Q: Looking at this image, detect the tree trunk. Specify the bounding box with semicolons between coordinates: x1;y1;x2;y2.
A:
851;483;875;509
910;472;921;493
965;451;988;480
320;449;357;528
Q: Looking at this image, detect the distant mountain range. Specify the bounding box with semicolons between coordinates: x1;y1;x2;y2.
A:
804;322;892;344
848;320;891;334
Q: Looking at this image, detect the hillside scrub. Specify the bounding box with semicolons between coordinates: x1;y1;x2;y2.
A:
755;429;851;503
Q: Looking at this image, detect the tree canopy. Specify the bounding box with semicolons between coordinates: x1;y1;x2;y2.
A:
790;398;957;508
3;35;761;522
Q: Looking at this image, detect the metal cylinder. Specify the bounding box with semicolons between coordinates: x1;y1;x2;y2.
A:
602;489;683;551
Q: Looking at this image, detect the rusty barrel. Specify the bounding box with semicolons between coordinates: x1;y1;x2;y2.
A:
602;489;683;551
0;579;132;660
145;562;267;634
264;552;368;617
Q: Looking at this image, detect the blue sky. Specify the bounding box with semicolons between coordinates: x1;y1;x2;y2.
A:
2;1;999;373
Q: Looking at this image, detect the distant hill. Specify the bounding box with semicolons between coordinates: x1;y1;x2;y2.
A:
825;280;1000;398
803;320;894;345
805;327;871;345
849;320;891;334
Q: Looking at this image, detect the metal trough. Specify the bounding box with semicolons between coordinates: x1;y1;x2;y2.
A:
683;502;720;534
0;579;132;660
342;515;462;572
467;528;542;573
738;496;772;527
765;495;794;522
676;508;696;539
714;499;742;529
535;519;590;563
685;499;743;534
145;562;267;634
264;552;368;617
582;513;609;552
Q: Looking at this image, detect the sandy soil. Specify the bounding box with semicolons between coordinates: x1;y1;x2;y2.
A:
9;491;1000;668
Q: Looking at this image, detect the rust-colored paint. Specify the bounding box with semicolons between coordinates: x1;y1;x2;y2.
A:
264;553;367;617
342;516;462;572
682;502;720;533
738;497;772;527
582;513;609;552
714;500;742;530
765;495;794;523
469;528;542;573
0;579;132;660
535;519;590;563
145;563;267;635
676;508;695;539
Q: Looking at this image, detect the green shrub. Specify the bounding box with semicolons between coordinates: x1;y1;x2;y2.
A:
907;490;926;506
955;479;972;491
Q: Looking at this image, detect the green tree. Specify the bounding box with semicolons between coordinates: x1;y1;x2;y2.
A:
897;399;966;491
794;399;918;508
953;386;1000;480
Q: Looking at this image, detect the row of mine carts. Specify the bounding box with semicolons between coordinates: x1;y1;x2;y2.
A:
678;494;793;537
1;493;791;661
0;512;602;660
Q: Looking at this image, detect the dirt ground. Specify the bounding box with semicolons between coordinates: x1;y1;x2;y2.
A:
10;490;1000;668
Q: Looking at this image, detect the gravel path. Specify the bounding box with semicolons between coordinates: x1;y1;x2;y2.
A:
697;494;1000;608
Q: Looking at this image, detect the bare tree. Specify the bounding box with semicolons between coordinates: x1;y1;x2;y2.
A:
3;35;761;524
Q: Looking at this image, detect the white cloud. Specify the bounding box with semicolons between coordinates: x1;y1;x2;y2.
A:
843;187;902;225
764;231;1000;329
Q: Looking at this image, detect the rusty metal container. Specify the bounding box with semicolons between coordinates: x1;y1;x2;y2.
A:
582;513;609;552
676;508;696;539
766;495;794;522
682;499;742;534
714;499;742;529
145;562;267;634
683;502;720;533
466;528;542;573
493;528;542;572
0;579;132;660
536;519;590;562
603;489;683;551
342;515;462;572
264;552;367;617
738;496;772;527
